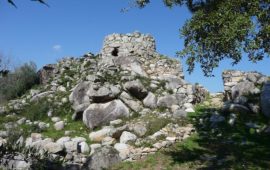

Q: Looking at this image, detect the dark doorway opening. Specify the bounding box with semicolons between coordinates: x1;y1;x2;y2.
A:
111;47;119;56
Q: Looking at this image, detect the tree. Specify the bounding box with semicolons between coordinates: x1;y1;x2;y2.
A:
134;0;270;76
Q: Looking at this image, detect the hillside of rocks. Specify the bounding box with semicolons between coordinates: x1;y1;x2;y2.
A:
0;32;208;170
0;32;269;170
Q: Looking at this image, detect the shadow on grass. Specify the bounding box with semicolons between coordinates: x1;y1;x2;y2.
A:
164;107;270;169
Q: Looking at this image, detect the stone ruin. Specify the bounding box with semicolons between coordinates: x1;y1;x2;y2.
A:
99;32;184;79
0;32;209;169
222;70;270;116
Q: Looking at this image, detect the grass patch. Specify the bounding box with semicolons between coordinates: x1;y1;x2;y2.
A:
113;101;270;169
144;114;171;137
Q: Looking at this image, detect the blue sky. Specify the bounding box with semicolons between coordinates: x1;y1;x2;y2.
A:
0;0;269;92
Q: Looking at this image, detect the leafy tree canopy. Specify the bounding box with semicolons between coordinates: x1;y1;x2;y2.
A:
135;0;270;76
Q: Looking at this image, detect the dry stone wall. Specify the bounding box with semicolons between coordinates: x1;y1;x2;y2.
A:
222;70;268;101
101;32;184;79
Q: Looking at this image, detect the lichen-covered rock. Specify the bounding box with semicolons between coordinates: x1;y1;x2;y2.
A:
119;92;143;112
143;92;157;109
87;84;121;103
69;81;91;113
82;146;121;170
89;127;116;142
157;95;178;108
54;121;64;131
120;131;137;144
114;143;132;160
83;100;130;129
43;142;64;154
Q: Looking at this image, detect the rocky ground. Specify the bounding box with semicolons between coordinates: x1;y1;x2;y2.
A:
0;32;269;170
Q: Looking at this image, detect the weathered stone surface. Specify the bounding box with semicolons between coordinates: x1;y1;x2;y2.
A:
172;110;187;118
143;92;157;109
79;142;90;154
128;122;147;137
54;121;64;131
124;79;148;100
56;137;71;146
30;91;54;102
83;100;129;129
157;95;178;108
38;64;56;84
87;84;121;103
90;144;102;155
114;143;132;160
69;81;91;113
120;131;137;144
102;137;116;146
261;82;270;117
43;142;64;154
89;127;116;142
119;92;143;112
64;141;78;153
231;81;256;100
82;146;121;170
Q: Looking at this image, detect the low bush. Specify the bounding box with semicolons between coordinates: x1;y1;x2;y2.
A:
0;62;39;103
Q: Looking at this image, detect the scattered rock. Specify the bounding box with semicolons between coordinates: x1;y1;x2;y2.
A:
143;92;157;109
114;143;132;160
43;142;64;154
120;131;137;144
82;146;121;170
54;121;65;131
83;100;130;129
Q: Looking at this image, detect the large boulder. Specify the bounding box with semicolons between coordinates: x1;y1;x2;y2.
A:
124;79;148;100
119;131;137;144
158;75;185;90
89;126;116;142
119;92;143;112
157;95;178;108
231;81;256;100
43;142;64;154
143;92;157;109
114;143;132;160
261;82;270;117
83;100;130;129
69;82;91;113
114;56;147;76
223;103;251;114
82;146;121;170
87;84;121;103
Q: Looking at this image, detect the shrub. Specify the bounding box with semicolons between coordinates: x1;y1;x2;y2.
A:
0;61;39;103
20;98;50;122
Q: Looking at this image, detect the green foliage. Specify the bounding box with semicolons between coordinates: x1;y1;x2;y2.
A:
0;62;39;103
135;0;270;76
20;98;50;122
144;115;170;136
0;140;63;170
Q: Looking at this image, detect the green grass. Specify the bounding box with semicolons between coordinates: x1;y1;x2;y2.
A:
112;102;270;170
0;115;19;130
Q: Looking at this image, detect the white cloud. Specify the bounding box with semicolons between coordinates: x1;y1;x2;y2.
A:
52;44;62;51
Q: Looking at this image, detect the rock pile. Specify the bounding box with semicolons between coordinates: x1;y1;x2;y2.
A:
222;70;270;115
0;32;207;169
